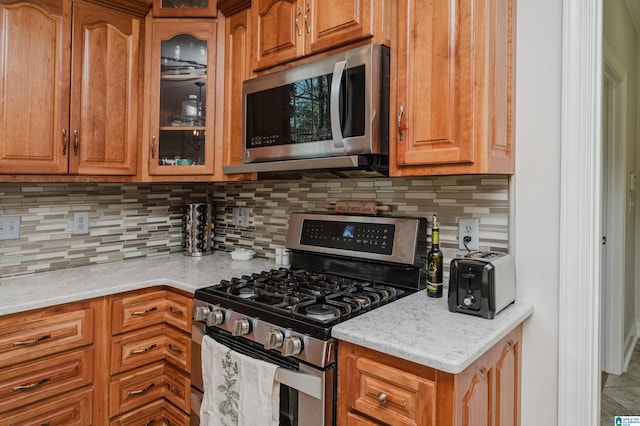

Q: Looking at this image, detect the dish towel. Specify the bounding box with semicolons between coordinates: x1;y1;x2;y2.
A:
200;334;280;426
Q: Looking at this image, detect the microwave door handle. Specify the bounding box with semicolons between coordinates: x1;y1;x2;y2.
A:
330;60;347;148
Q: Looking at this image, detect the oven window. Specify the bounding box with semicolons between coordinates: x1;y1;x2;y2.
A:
280;385;298;426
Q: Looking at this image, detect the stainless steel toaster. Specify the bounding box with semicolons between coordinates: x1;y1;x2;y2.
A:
447;252;515;319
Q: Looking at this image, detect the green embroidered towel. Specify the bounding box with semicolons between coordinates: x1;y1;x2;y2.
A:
200;335;279;426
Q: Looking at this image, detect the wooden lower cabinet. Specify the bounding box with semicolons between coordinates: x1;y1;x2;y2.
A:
107;288;193;424
0;287;192;425
338;325;522;426
0;300;99;422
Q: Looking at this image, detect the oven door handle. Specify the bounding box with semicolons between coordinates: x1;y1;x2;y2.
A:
275;366;323;400
330;59;346;149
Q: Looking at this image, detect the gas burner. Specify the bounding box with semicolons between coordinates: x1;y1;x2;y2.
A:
293;301;342;324
237;288;256;298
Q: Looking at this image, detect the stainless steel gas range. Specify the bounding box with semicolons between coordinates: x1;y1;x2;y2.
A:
191;212;428;425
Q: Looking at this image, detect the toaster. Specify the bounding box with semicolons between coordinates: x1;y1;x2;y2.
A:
447;252;515;319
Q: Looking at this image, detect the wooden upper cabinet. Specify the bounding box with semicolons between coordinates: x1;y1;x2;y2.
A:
0;0;71;174
253;0;382;71
0;0;147;178
144;19;217;179
69;1;140;175
391;0;515;176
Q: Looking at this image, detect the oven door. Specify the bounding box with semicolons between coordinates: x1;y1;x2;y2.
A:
191;323;335;426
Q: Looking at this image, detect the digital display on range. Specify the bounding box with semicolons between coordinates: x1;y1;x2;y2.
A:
299;220;395;254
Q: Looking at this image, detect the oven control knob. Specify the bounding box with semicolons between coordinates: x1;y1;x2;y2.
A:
463;294;476;307
194;305;210;322
264;330;284;350
232;319;251;336
206;310;224;327
282;336;303;357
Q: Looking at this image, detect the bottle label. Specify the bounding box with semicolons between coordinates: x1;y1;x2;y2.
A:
426;261;442;291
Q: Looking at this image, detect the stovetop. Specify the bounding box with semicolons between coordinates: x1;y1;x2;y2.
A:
194;267;409;340
194;213;428;343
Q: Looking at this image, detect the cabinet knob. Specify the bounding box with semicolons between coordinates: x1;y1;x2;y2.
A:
397;106;405;140
304;3;311;33
295;6;302;36
73;129;79;156
62;129;68;155
377;392;388;404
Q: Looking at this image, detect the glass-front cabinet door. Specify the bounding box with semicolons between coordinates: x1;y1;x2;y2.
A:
149;21;217;176
152;0;217;17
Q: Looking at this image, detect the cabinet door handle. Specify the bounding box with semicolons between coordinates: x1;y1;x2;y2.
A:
130;343;157;355
304;3;311;33
62;129;68;155
127;382;155;396
12;334;51;347
73;129;79;156
168;343;183;354
166;382;182;396
131;306;158;316
377;392;388;404
12;377;51;391
295;6;302;36
169;306;183;316
151;135;156;159
397;106;405;140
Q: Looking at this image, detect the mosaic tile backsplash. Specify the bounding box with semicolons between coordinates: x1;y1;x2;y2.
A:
0;176;509;278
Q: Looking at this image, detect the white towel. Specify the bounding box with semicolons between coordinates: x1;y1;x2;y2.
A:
200;335;280;426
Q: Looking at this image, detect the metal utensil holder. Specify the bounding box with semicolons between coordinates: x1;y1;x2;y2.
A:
182;203;213;256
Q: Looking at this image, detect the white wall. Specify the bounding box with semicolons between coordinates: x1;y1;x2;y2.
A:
603;0;639;355
514;0;563;424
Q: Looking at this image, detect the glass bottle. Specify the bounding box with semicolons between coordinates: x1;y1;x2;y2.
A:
426;214;444;298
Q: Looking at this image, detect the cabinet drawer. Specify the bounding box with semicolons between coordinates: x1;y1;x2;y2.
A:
0;306;94;369
347;355;436;426
109;362;191;418
109;362;166;417
110;399;190;426
0;387;93;425
111;290;192;334
0;347;93;413
111;324;191;375
111;324;167;374
164;362;190;413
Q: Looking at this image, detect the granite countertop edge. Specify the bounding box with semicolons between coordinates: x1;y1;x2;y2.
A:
0;252;534;375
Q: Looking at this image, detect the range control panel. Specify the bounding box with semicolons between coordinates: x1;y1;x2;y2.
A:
300;219;395;255
286;213;428;266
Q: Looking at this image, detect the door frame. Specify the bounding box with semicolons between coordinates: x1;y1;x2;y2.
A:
559;0;603;424
601;39;627;376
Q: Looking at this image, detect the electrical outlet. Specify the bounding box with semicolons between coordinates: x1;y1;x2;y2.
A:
0;216;21;240
458;218;479;251
73;212;89;235
238;207;250;227
232;208;240;226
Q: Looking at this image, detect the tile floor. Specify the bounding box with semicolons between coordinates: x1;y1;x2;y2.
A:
601;342;640;425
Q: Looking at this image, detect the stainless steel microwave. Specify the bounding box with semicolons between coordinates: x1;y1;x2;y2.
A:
223;44;390;175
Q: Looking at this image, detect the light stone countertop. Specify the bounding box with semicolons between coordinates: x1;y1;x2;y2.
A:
332;292;533;374
0;252;273;316
0;251;533;375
